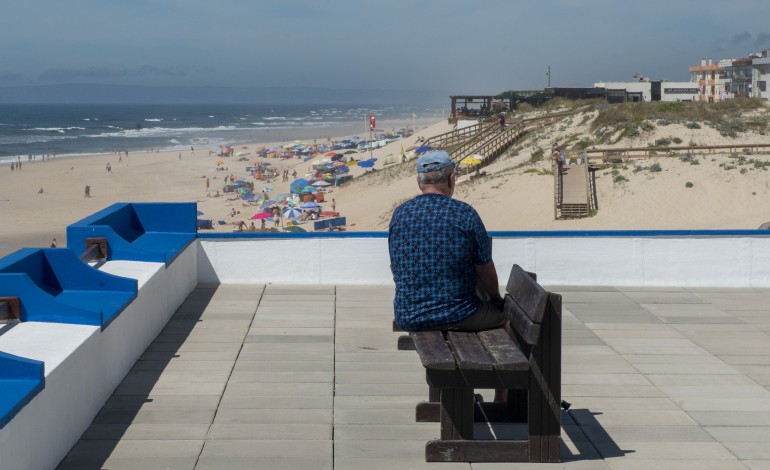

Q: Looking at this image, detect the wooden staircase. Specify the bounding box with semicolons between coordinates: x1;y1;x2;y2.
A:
554;161;597;219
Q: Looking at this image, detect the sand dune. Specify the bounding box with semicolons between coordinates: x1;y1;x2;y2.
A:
2;107;770;259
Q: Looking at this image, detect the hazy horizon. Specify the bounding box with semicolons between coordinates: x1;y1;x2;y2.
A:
2;1;769;101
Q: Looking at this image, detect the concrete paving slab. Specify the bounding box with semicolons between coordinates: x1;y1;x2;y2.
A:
81;423;210;440
59;283;770;469
218;395;333;410
207;423;332;440
195;457;332;470
228;370;333;383
213;408;331;424
581;424;713;443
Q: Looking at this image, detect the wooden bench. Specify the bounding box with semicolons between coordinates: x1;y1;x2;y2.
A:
406;264;562;463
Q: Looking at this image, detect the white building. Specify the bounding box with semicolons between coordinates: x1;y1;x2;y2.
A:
593;80;699;102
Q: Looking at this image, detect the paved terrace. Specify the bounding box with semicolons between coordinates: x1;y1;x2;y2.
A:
57;284;770;470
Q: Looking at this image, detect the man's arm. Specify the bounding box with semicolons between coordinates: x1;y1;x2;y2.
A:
475;261;504;309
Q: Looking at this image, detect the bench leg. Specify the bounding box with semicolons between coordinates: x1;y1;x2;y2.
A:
440;388;473;440
426;387;530;463
415;386;441;421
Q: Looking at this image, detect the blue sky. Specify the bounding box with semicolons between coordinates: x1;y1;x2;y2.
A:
1;0;769;94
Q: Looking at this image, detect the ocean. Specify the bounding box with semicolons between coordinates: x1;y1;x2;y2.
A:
0;104;447;163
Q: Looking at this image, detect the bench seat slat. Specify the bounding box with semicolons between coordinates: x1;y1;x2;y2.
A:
476;329;528;371
447;332;494;371
412;331;456;370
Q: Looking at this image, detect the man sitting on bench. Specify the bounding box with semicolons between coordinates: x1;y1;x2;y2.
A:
388;150;506;335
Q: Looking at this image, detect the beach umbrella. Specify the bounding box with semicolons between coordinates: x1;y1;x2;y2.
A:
325;151;336;157
233;178;246;184
312;180;331;187
346;160;358;166
262;186;273;192
250;212;273;220
460;156;482;165
259;200;276;210
301;186;317;193
357;159;376;168
344;150;357;154
284;225;306;233
242;194;257;201
283;207;304;219
299;201;321;210
320;211;338;217
416;145;433;154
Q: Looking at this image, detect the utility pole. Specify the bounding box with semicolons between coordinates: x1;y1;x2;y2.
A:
546;66;551;88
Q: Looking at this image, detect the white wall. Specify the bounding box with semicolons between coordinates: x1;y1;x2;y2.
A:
594;81;652;101
198;234;770;288
0;243;197;470
660;82;700;102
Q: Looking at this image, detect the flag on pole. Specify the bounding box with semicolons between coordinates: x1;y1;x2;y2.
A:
400;144;405;157
370;112;375;130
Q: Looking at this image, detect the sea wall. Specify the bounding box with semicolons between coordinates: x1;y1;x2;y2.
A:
197;230;770;287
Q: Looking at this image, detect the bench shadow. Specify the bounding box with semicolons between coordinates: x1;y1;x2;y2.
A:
471;407;633;462
562;409;634;461
55;286;217;470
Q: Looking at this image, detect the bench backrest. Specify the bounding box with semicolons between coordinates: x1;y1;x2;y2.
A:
505;264;549;348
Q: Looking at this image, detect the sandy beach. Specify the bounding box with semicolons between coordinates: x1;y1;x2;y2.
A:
3;105;770;259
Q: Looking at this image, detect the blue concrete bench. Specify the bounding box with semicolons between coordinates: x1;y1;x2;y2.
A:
0;352;44;429
67;202;197;265
0;248;137;328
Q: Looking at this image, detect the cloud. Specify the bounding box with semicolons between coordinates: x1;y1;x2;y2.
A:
38;65;189;82
731;32;752;45
753;33;770;48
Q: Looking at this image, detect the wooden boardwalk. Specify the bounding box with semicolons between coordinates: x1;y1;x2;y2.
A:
558;163;590;218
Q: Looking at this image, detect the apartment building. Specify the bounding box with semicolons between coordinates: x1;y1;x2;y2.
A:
689;59;725;102
752;50;770;100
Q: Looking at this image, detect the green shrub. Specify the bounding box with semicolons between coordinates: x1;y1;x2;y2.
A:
529;148;544;164
672;137;683;144
686;122;701;129
654;137;672;147
649;163;662;172
685;181;694;188
613;174;628;183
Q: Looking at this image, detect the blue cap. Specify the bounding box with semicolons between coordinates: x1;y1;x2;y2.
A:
416;150;453;173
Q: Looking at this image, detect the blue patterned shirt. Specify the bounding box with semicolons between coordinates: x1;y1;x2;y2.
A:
389;194;492;331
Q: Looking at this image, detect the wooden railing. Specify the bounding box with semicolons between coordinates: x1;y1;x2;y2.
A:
422;122;482;150
585;143;770;162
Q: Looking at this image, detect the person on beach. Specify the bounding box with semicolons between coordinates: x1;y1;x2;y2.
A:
206;177;210;190
84;185;91;198
389;150;505;333
332;199;336;213
38;187;44;194
50;238;57;248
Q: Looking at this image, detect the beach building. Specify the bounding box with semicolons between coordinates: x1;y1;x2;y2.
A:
593;79;700;103
3;203;770;468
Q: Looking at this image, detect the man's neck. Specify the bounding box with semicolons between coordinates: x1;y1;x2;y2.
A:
421;187;451;197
